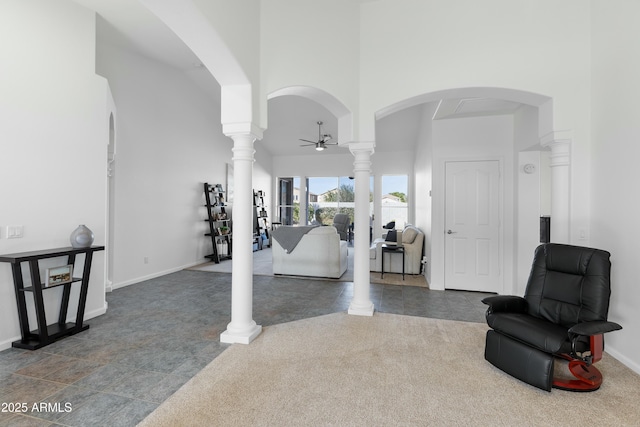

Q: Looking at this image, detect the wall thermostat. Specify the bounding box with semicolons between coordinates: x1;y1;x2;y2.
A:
523;163;536;174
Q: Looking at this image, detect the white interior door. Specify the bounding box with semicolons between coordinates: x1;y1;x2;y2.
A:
444;160;501;292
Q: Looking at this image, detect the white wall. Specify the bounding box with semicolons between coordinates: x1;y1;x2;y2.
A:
514;106;546;294
590;0;640;373
359;0;591;135
516;151;543;295
260;0;361;132
413;104;437;282
272;152;355;182
193;0;263;128
0;0;108;349
96;41;237;288
253;142;274;206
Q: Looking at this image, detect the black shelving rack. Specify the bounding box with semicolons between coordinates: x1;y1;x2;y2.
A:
253;189;270;250
204;182;232;263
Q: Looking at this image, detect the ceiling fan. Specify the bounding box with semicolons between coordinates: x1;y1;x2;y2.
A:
299;121;338;151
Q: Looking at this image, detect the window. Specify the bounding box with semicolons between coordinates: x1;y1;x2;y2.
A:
308;176;358;226
306;176;373;227
381;175;408;229
278;177;301;225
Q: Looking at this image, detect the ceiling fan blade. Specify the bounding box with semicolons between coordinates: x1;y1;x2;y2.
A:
299;139;317;144
299;143;315;147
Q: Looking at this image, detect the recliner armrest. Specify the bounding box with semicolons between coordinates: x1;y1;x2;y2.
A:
481;295;528;314
568;321;622;337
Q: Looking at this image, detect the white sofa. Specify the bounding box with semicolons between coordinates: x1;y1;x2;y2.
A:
272;226;348;278
369;225;424;274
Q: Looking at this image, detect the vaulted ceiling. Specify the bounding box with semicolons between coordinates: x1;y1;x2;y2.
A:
81;0;525;158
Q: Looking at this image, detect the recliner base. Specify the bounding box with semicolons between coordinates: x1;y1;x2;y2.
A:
485;330;553;391
552;355;603;392
485;331;604;392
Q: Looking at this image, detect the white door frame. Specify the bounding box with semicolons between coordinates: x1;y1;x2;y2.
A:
105;88;117;294
430;156;507;293
444;159;502;292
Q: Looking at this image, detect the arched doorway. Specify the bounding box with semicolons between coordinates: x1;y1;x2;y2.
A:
375;87;554;294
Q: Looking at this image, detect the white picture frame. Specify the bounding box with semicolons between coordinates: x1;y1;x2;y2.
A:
45;264;73;287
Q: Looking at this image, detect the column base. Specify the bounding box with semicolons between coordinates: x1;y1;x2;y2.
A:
220;324;262;344
348;302;375;316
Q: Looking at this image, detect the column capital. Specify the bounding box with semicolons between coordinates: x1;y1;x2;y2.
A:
347;141;375;156
540;130;571;167
223;122;264;141
540;129;572;145
228;131;257;163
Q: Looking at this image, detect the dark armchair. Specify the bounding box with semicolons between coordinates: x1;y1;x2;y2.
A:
482;243;622;392
332;214;350;241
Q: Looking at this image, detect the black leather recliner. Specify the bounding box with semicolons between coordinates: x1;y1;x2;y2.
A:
482;243;622;392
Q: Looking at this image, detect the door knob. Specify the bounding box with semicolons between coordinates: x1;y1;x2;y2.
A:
447;229;457;234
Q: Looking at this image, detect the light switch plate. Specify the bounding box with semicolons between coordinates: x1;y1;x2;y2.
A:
6;225;24;239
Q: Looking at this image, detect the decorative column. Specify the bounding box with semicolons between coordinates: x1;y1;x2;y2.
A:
348;142;375;316
220;131;262;344
541;131;571;244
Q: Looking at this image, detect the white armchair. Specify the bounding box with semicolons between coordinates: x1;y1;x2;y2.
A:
272;226;348;278
369;225;424;274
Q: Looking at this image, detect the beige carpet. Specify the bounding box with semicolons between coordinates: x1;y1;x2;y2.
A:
189;247;428;287
139;313;640;426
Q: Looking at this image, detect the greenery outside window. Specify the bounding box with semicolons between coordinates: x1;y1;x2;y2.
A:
381;175;408;230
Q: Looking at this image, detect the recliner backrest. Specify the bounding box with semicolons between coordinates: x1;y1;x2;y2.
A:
524;243;612;328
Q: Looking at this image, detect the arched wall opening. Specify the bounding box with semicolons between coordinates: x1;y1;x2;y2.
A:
268;86;354;144
265;86;355;227
375;87;554;295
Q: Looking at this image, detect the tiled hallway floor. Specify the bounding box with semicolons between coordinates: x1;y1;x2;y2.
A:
0;270;491;426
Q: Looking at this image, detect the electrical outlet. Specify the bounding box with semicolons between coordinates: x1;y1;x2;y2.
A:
578;228;588;240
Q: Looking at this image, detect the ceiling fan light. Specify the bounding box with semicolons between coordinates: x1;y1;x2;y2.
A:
315;144;325;151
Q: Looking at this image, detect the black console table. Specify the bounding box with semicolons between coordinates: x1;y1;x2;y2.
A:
0;245;104;350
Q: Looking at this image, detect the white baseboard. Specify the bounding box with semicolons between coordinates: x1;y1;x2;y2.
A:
0;337;19;352
605;346;640;376
110;261;203;291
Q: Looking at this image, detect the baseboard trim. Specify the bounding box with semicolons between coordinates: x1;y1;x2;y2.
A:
605;346;640;376
110;261;204;291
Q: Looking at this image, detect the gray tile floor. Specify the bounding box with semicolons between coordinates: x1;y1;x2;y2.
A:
0;270;491;426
